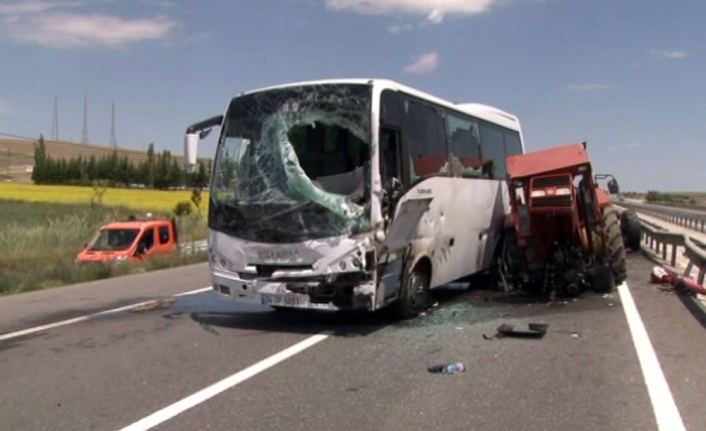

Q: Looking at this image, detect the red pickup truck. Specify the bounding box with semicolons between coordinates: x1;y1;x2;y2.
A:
76;216;179;264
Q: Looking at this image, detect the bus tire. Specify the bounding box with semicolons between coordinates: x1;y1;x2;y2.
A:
392;261;431;320
603;206;627;289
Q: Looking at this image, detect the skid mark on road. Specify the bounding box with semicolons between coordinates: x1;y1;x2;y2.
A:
0;286;212;342
619;281;686;431
116;333;330;431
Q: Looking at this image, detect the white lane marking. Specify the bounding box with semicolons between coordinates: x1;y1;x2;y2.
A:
0;286;213;342
174;286;213;297
117;333;330;431
618;282;686;431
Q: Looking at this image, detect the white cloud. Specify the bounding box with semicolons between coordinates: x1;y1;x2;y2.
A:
0;0;78;15
325;0;497;24
567;83;611;91
0;0;177;48
3;12;176;48
403;51;439;74
625;141;642;148
649;49;688;59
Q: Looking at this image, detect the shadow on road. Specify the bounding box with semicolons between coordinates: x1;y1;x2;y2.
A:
181;285;476;338
176;280;618;338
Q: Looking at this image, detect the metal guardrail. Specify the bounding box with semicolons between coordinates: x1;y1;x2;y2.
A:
616;200;706;234
615;206;706;286
179;240;208;255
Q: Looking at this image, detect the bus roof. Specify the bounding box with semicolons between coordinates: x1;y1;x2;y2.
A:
235;78;522;132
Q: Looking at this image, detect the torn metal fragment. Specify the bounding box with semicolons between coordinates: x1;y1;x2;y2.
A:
495;323;548;339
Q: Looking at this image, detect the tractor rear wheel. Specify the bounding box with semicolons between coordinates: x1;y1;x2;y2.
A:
603;206;627;289
620;209;642;251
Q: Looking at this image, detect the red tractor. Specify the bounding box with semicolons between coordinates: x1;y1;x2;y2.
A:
499;142;627;298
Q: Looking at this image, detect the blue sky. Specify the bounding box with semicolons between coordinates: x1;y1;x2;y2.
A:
0;0;703;192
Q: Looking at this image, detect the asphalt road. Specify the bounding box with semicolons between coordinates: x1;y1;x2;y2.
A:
2;253;706;431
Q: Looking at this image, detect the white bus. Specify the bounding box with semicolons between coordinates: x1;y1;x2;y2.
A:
184;78;525;318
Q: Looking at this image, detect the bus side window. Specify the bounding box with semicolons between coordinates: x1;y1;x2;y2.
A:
446;112;482;177
478;121;507;179
406;101;448;181
504;130;523;157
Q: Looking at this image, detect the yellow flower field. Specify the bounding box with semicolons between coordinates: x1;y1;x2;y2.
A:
0;183;210;213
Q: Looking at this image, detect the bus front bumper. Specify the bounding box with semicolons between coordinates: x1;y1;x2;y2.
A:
210;271;375;311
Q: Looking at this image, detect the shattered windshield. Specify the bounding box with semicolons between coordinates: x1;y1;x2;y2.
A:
88;229;139;251
209;83;372;243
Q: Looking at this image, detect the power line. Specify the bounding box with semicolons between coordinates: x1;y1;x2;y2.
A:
0;132;37;140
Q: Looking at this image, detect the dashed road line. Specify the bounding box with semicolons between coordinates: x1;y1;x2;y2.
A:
117;333;330;431
0;286;213;342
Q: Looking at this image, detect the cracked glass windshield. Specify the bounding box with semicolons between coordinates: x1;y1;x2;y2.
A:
210;83;372;243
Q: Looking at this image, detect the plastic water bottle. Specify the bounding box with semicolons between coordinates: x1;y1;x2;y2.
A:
427;362;466;374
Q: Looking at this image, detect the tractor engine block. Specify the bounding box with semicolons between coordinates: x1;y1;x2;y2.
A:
546;241;589;298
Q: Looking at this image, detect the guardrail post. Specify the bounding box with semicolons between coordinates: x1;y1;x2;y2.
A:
671;244;678;267
684;262;694;278
662;242;668;260
698;268;705;286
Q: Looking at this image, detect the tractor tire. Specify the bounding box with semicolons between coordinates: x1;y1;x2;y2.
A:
620;209;642;252
603;206;627;289
392;262;431;320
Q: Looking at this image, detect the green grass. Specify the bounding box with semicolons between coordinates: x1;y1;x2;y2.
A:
0;199;208;295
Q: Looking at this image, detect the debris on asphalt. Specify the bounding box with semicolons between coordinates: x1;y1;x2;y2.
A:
403;303;497;328
649;265;703;297
427;362;466;374
199;322;220;336
483;323;549;340
129;298;175;312
497;323;548;339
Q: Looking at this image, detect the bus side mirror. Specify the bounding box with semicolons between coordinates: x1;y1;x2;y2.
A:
184;133;199;174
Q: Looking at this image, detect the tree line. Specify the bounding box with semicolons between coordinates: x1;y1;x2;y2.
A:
645;191;696;205
31;135;211;190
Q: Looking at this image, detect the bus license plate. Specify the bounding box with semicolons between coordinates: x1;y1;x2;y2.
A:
261;294;309;307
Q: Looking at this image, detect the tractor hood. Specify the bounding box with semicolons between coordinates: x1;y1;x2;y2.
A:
507;142;590;180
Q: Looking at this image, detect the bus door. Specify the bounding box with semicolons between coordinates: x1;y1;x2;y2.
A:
379;126;403;227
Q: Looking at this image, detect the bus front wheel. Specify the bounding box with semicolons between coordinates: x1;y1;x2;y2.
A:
392;262;431;320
